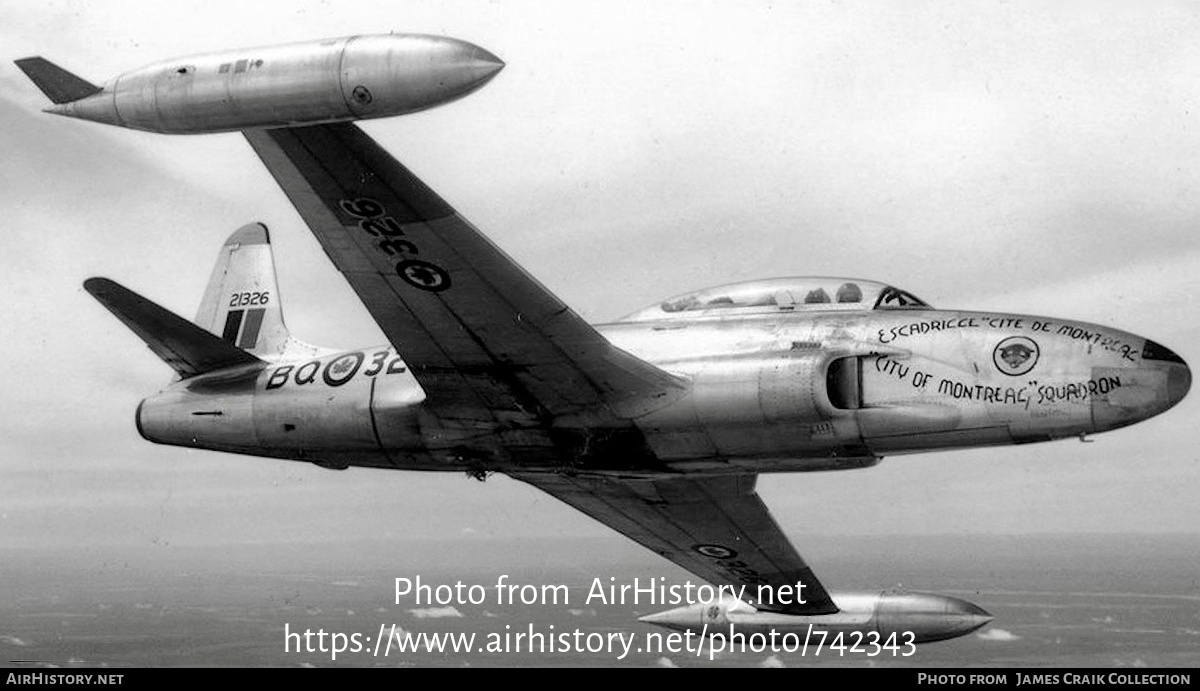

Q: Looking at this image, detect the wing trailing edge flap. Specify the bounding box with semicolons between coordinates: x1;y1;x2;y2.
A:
242;123;683;426
510;471;839;615
85;277;263;379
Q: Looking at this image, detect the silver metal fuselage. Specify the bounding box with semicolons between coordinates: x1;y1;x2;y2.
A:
136;305;1190;473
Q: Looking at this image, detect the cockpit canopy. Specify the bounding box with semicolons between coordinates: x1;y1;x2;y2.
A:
620;277;930;322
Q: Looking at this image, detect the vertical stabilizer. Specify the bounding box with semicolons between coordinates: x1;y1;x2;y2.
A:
195;223;292;359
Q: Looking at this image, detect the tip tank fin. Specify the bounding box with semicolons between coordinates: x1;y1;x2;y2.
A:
14;57;101;104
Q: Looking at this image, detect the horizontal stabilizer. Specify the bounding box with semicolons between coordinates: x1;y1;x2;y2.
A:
14;57;101;104
85;277;263;379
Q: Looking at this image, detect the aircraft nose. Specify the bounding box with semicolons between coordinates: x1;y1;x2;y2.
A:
1143;340;1191;411
1166;360;1191;409
1092;339;1190;431
1171;363;1191;405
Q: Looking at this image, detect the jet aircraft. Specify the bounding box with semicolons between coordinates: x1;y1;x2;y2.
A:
17;34;1190;646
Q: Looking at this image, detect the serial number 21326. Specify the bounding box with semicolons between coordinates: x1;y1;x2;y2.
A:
230;291;270;307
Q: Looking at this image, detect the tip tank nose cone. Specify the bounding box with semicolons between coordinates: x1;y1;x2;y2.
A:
952;598;993;634
957;599;992;619
637;611;673;625
472;45;505;70
638;604;693;628
1141;339;1190;409
467;45;505;83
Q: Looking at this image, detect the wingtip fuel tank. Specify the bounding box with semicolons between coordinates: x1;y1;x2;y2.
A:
18;34;504;134
639;591;994;646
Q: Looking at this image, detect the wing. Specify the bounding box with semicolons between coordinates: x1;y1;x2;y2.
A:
243;124;683;439
510;472;838;615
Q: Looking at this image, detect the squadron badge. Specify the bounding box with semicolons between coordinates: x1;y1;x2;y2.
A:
993;336;1039;376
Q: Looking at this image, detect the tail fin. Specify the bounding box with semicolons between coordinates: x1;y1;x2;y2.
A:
14;57;101;104
85;278;263;379
195;223;293;359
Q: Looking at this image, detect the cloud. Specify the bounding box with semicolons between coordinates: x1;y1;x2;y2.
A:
408;606;463;619
976;628;1021;641
655;657;677;668
0;635;31;647
759;655;786;668
567;608;597;617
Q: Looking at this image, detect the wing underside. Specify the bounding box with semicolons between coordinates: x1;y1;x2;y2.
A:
242;124;682;447
510;472;838;615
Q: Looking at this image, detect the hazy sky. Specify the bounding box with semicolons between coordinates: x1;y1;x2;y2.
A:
2;0;1198;569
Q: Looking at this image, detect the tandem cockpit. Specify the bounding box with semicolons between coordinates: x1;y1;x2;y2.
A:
620;277;930;322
